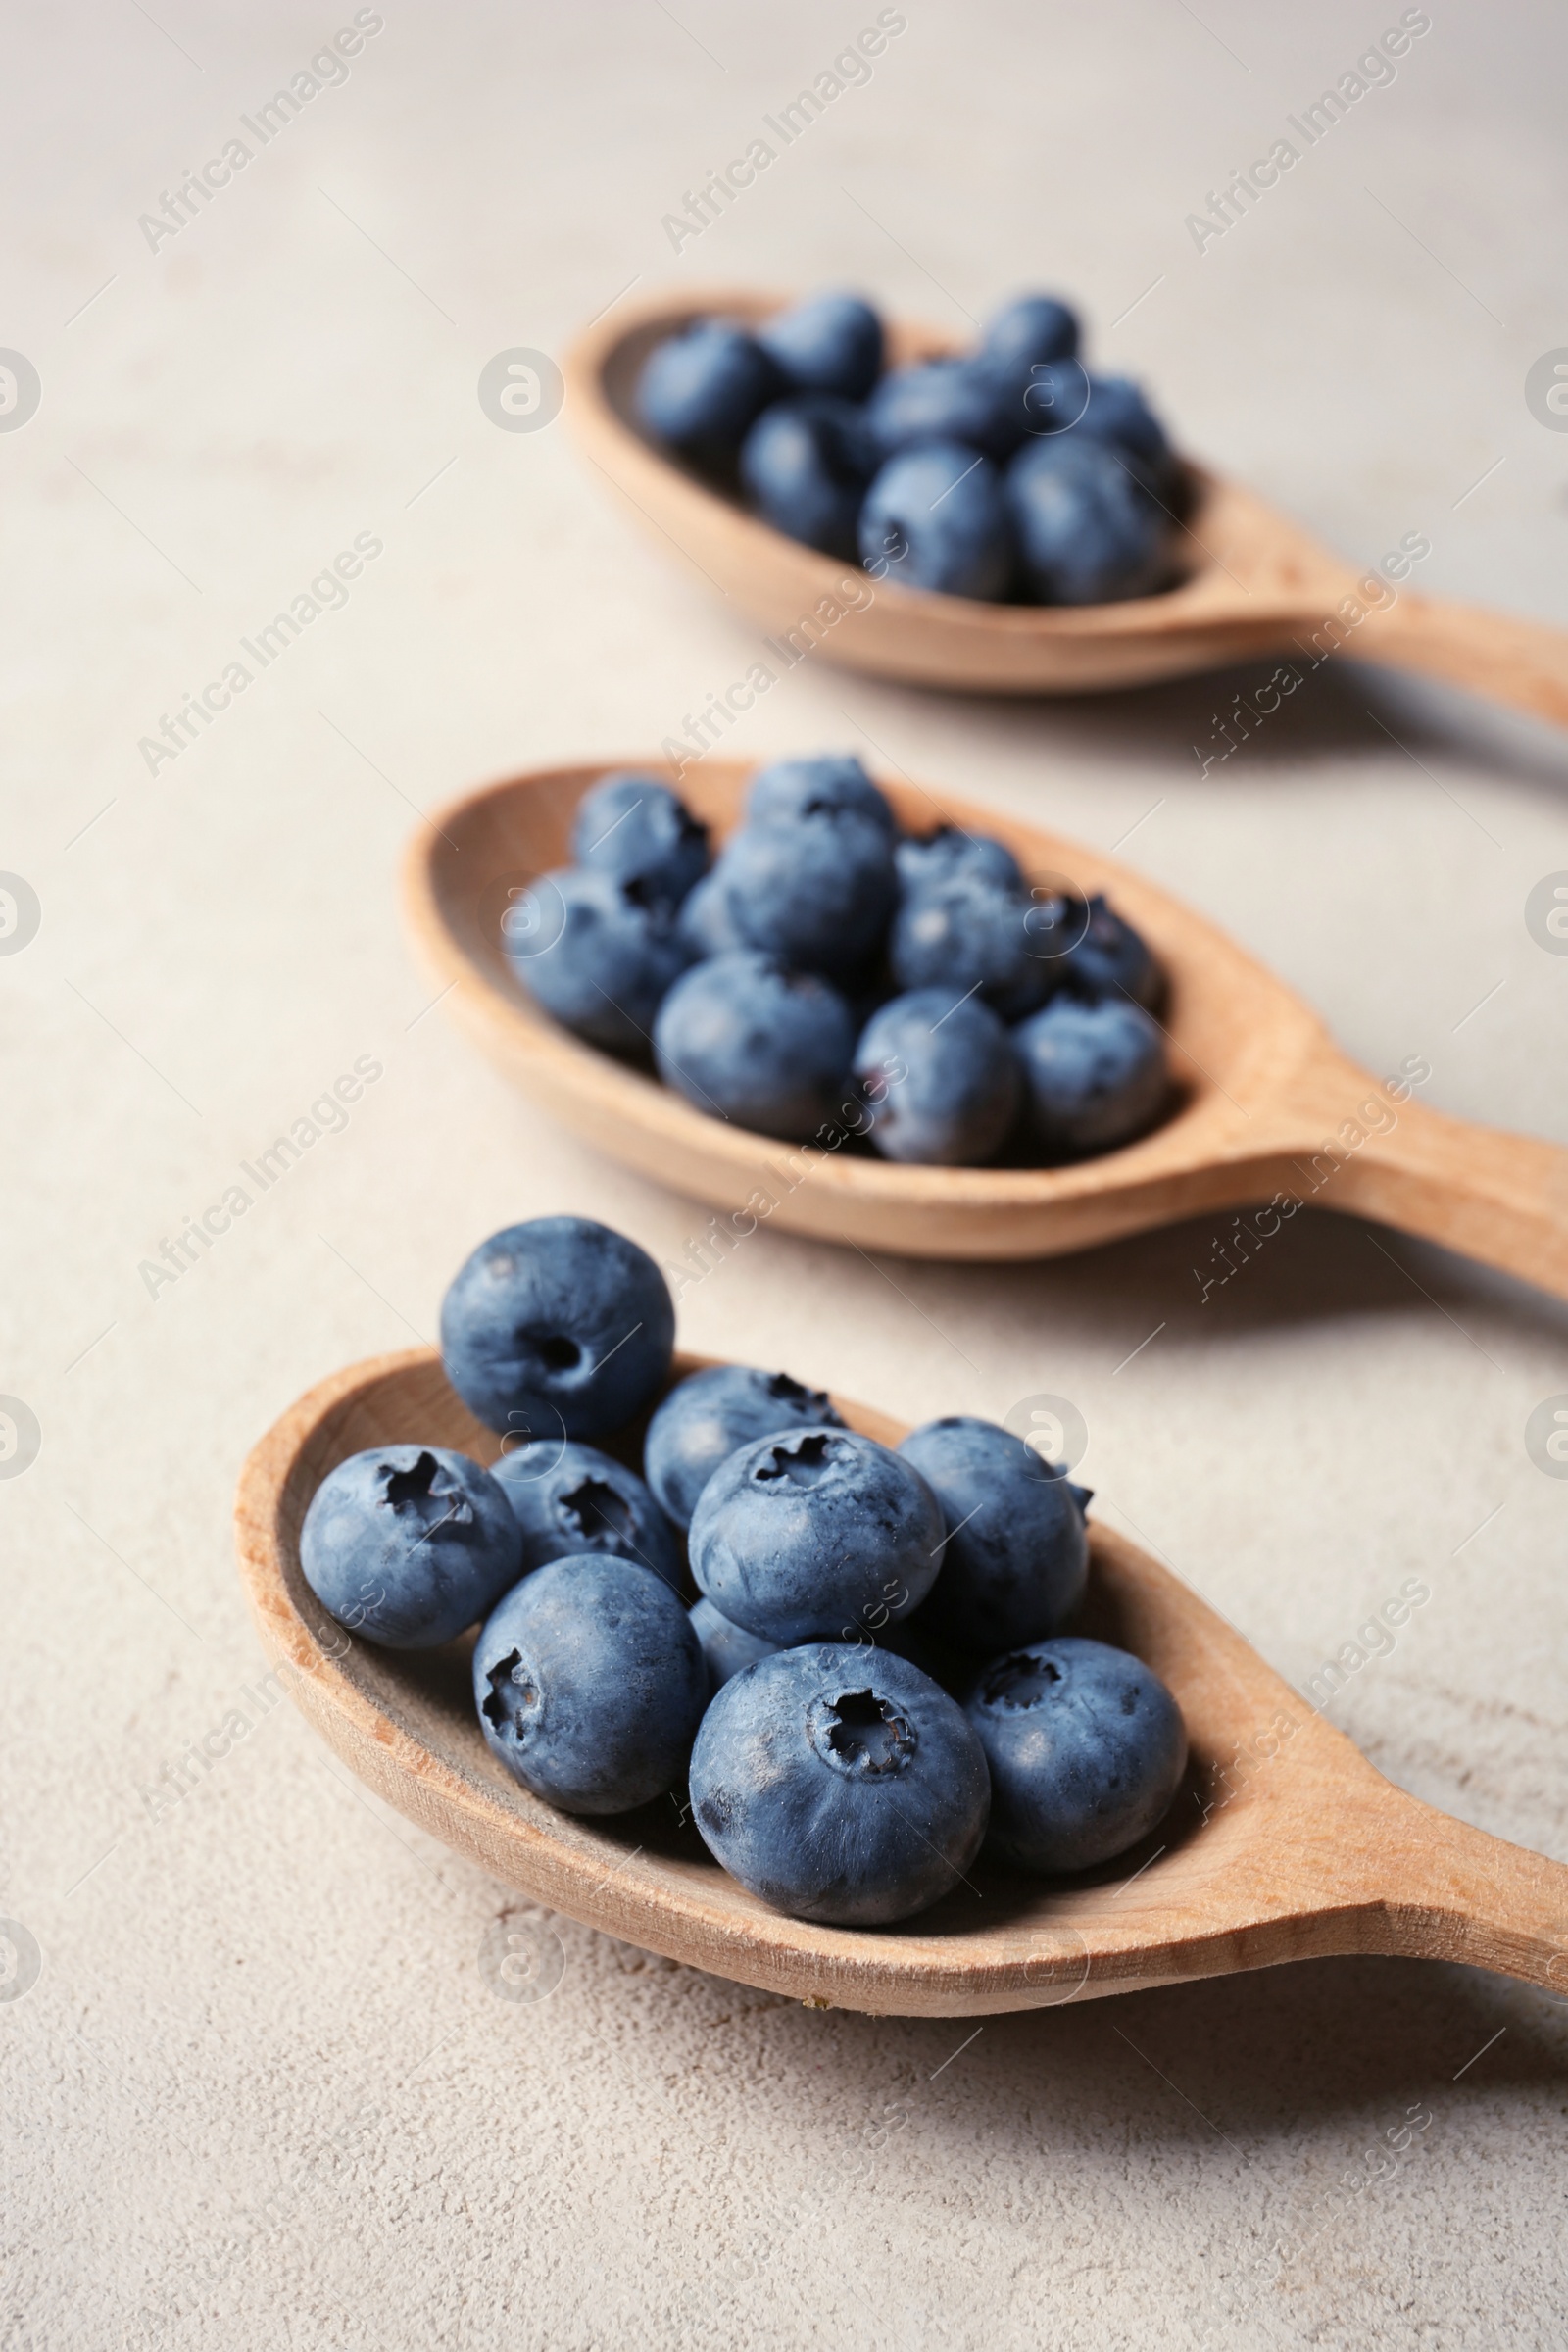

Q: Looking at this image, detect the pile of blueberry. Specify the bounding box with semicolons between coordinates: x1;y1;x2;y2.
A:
636;287;1182;605
300;1217;1188;1927
511;755;1170;1166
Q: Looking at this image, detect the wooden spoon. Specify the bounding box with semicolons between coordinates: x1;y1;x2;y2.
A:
234;1347;1568;2018
402;757;1568;1295
564;287;1568;722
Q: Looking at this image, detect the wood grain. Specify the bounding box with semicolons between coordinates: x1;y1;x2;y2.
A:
234;1348;1568;2017
401;757;1568;1296
564;286;1568;723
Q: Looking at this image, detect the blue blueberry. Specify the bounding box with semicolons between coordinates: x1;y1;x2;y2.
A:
740;396;879;560
507;866;692;1054
965;1636;1186;1874
1012;995;1168;1156
637;320;783;461
689;1594;779;1691
676;868;748;958
1061;893;1162;1009
1070;374;1177;503
1013;356;1091;441
757;290;884;401
717;812;897;979
654;953;856;1140
644;1362;846;1529
301;1446;519;1650
690;1644;990;1925
441;1217;675;1442
854;989;1020;1167
491;1439;682;1589
1006;436;1167;605
898;1417;1088;1652
865;360;1021;461
1009;887;1089;982
895;823;1022;896
569;772;710;909
688;1426;945;1645
978;292;1081;374
746;753;895;838
982;300;1088;449
474;1555;707;1816
858;442;1015;600
890;874;1053;1021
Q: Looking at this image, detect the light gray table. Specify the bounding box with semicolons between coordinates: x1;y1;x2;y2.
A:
5;4;1566;2344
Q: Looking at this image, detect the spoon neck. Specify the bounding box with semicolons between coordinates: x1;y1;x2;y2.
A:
1281;1048;1568;1306
1344;588;1568;731
1350;1786;1568;1992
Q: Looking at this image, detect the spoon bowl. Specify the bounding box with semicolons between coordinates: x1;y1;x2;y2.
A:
403;758;1568;1299
235;1348;1568;2017
565;287;1568;724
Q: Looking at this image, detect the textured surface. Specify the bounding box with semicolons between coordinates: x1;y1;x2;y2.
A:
5;3;1568;2347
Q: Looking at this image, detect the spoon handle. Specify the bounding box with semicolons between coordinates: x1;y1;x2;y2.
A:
1322;1088;1568;1303
1375;1793;1568;1992
1347;591;1568;729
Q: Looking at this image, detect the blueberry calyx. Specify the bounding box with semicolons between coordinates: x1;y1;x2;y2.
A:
531;1333;582;1371
381;1450;441;1508
808;1688;918;1777
482;1648;544;1744
559;1477;635;1544
753;1430;839;1488
379;1450;474;1530
983;1653;1064;1710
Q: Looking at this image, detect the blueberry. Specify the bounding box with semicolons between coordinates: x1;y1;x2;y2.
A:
1006;436;1167;605
757;290;884;401
981;301;1088;450
644;1362;846;1529
890;873;1053;1021
978;292;1081;374
1012;995;1168;1156
965;1636;1186;1873
653;953;856;1141
301;1446;519;1650
507;866;692;1054
1069;374;1177;503
676;868;748;958
717;812;897;979
689;1644;990;1925
898;1417;1088;1651
474;1555;707;1816
1012;356;1092;441
865;360;1020;461
895;823;1022;896
689;1425;945;1644
491;1439;682;1589
689;1593;779;1691
637;320;784;461
739;396;879;560
746;753;895;838
569;772;710;909
441;1217;675;1442
859;441;1015;600
854;988;1020;1166
1060;893;1162;1009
